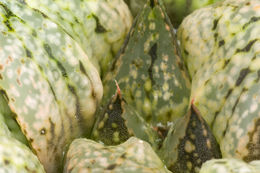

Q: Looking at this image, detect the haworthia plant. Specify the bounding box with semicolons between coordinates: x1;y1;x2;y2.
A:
92;82;159;148
200;159;260;173
24;0;133;78
178;0;260;162
0;0;103;172
0;113;45;173
104;0;191;128
124;0;223;27
64;137;171;173
159;104;221;173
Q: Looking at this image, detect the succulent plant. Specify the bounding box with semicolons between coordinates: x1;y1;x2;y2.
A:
0;0;102;172
200;158;260;173
178;0;260;163
104;0;191;129
159;104;222;173
124;0;223;27
24;0;133;78
0;0;259;172
64;137;171;173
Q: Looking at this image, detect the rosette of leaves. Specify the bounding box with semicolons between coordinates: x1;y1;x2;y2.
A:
178;0;260;162
124;0;223;27
0;0;103;172
91;81;159;148
104;0;191;129
159;104;221;173
200;159;260;173
24;0;133;78
64;137;171;173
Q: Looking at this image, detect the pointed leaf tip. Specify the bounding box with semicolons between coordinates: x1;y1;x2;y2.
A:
115;80;121;98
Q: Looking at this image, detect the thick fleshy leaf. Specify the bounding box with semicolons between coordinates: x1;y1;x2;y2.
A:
0;0;103;172
0;135;45;173
200;159;260;173
0;91;27;144
64;137;171;173
104;0;191;128
25;0;133;78
0;113;45;173
0;112;11;137
159;104;221;173
178;0;260;162
92;82;158;148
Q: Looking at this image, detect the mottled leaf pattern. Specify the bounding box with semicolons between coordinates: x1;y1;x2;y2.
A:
178;0;260;162
24;0;132;78
92;82;159;148
0;0;103;172
104;0;191;128
0;0;260;172
0;135;45;173
92;83;132;145
64;137;171;173
200;159;260;173
159;104;221;173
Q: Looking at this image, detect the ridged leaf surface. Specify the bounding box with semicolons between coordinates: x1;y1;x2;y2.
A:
178;0;260;162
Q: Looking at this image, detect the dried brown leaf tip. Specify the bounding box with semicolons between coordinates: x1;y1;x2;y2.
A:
115;80;122;100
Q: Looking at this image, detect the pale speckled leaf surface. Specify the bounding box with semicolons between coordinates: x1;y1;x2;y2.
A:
0;0;103;172
178;0;260;162
104;0;191;128
200;159;260;173
0;135;45;173
64;137;171;173
24;0;132;78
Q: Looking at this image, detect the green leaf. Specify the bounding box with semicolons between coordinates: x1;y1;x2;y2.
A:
200;159;260;173
0;0;103;172
64;137;171;173
24;0;133;78
159;104;221;173
92;82;159;148
104;0;191;128
0;135;45;173
178;0;260;162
